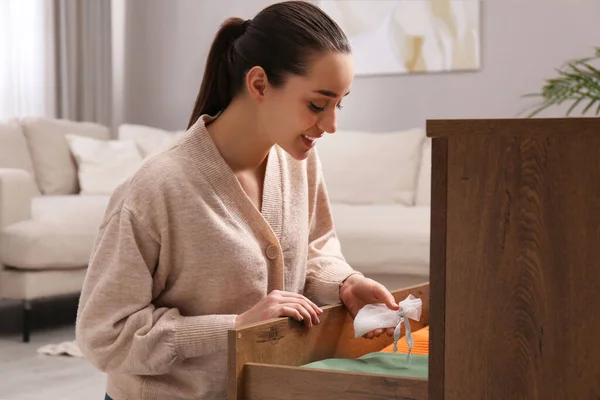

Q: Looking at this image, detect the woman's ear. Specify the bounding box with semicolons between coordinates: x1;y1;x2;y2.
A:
245;66;268;102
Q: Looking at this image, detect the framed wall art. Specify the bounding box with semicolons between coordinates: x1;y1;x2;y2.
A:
318;0;481;76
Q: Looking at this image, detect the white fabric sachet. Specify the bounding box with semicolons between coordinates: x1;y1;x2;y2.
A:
353;294;423;361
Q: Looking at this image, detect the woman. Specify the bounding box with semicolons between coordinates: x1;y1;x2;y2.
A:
76;2;399;399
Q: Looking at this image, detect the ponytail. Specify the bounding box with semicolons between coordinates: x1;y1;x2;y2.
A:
187;1;351;129
187;17;249;129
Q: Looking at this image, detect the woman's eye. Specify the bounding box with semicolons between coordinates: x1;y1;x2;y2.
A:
308;102;325;113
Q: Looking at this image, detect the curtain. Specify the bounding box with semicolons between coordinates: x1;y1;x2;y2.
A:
0;0;113;127
52;0;113;127
0;0;56;119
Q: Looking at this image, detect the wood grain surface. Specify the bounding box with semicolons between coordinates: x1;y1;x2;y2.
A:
429;118;600;399
244;363;428;400
429;137;448;400
427;117;600;137
228;283;429;400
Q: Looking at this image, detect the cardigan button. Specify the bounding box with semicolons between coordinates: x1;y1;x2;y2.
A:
266;244;279;260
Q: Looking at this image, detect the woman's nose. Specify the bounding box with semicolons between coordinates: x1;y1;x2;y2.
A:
317;109;337;134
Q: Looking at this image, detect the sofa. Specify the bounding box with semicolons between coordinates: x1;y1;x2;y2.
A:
315;127;431;290
0;117;182;342
0;117;431;342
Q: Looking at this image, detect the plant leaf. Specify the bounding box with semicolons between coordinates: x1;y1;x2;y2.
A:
520;47;600;117
582;98;598;115
526;100;559;118
582;62;600;75
566;97;585;116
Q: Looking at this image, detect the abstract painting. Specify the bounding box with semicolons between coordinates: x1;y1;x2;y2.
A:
318;0;481;76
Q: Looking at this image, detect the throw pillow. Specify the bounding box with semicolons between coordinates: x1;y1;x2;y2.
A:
315;128;425;205
118;124;186;159
20;117;111;195
65;134;143;195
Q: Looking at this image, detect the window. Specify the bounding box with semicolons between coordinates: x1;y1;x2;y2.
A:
0;0;54;119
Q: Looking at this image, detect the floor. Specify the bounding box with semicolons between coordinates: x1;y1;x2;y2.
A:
0;326;106;400
0;295;106;400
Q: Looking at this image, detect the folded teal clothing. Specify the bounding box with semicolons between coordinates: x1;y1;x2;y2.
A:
302;352;428;379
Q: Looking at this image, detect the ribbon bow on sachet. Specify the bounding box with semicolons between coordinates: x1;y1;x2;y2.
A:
353;294;423;362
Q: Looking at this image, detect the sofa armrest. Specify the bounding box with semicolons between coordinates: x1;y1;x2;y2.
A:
0;168;40;229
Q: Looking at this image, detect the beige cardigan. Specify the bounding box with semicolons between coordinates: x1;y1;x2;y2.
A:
75;114;361;399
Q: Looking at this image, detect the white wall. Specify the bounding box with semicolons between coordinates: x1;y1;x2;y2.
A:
118;0;600;132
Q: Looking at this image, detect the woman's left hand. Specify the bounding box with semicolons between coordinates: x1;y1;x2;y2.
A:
339;274;399;339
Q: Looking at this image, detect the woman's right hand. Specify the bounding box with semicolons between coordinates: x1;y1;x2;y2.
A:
235;290;323;328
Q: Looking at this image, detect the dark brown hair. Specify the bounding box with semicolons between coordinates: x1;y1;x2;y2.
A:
186;1;351;128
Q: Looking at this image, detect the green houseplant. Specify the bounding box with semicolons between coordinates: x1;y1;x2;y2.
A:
522;47;600;117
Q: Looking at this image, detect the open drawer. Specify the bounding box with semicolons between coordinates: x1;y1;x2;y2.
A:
228;282;429;400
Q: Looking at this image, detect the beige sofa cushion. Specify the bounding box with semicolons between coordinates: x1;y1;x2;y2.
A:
0;195;110;269
0;267;87;300
330;203;430;275
316;128;425;205
20;117;111;195
0;118;36;175
0;168;39;229
30;194;110;223
415;138;431;206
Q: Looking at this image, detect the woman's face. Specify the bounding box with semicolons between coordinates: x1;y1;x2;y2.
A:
251;51;354;161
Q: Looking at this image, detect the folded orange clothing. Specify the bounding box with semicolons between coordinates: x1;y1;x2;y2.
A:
380;326;429;355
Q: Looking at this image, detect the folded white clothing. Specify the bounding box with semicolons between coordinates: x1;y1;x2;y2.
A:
353;294;423;360
37;340;83;357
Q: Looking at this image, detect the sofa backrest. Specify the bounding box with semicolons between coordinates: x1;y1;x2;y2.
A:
0;118;36;175
20;117;111;195
315;128;427;206
118;124;186;158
